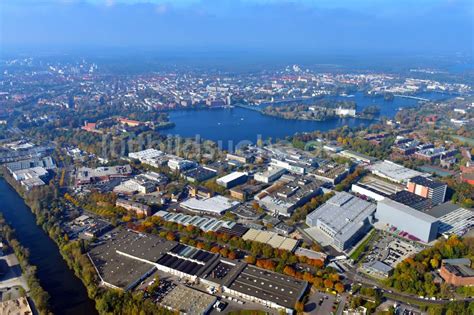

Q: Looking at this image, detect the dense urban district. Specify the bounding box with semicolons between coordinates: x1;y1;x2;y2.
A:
0;57;473;315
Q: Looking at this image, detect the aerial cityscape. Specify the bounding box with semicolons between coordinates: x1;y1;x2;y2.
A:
0;1;473;315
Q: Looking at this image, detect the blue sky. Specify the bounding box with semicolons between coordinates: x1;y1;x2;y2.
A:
1;0;473;55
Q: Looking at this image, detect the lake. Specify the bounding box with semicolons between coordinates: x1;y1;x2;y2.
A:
163;92;449;149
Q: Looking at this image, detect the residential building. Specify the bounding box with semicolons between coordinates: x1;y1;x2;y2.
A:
116;198;152;216
440;259;474;286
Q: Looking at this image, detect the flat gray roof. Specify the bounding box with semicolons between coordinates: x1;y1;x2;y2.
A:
228;265;307;309
378;198;438;223
307;192;376;244
88;229;177;290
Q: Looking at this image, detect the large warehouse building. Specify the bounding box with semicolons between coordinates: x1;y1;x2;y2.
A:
88;229;308;313
305;192;376;252
376;198;439;243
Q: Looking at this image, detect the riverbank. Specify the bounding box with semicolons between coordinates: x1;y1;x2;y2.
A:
0;214;50;314
0;171;175;315
0;173;98;315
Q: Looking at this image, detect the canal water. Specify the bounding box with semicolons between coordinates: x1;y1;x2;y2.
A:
0;178;97;315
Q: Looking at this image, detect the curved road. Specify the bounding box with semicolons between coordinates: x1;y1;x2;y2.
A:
343;266;474;305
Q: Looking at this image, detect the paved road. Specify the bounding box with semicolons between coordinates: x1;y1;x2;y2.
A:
335;294;348;315
343;265;474;305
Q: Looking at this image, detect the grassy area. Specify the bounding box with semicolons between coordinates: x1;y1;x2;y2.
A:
452;135;474;146
350;229;377;262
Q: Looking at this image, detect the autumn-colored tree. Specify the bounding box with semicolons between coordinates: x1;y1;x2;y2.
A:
334;282;345;294
309;259;324;268
312;277;323;288
283;265;296;277
245;255;256;264
196;242;205;249
323;279;334;289
430;258;439;269
294;301;304;312
303;272;314;283
227;251;237;260
219;247;229;258
210;246;221;253
166;231;176;241
256;259;276;271
329;273;340;282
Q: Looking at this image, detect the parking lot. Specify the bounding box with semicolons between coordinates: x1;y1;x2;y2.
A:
136;269;274;314
362;232;423;268
306;291;338;315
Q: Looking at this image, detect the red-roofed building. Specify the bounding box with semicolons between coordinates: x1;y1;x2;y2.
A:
81;122;101;133
118;117;142;127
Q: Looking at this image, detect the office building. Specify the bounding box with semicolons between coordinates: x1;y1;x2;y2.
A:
256;176;324;217
75;165;132;185
216;172;248;188
254;167;287;184
182;166;216;183
311;163;350;184
407;176;447;205
167;158;197;171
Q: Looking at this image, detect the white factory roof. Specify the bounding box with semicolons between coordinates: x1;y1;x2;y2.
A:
180;196;239;215
12;166;48;180
128;149;163;160
368;160;427;183
217;172;247;184
437;207;474;236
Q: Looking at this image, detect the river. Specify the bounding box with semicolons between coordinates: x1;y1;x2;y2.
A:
0;178;97;315
163;91;450;150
